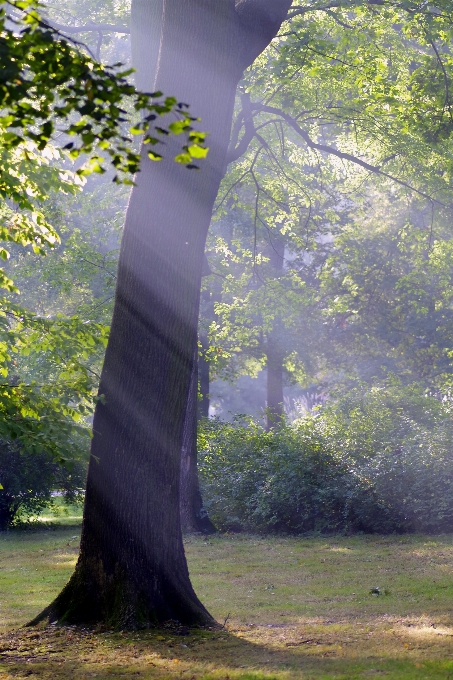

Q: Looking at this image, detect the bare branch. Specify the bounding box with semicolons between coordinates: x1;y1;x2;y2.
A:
44;20;130;35
227;92;256;164
287;2;344;18
325;8;354;28
428;38;453;122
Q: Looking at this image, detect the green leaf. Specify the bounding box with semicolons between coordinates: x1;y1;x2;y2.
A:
174;153;192;164
188;144;209;159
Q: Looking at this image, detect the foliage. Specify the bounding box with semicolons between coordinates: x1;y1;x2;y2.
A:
0;306;108;451
0;438;85;530
199;415;346;533
0;0;207;275
204;0;453;398
199;383;453;534
0;0;208;466
319;196;453;390
1;0;206;177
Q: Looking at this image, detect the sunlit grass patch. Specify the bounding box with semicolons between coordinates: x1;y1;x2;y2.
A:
2;531;453;678
0;528;80;632
14;496;84;527
185;533;453;624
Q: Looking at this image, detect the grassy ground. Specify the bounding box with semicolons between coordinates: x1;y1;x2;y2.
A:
1;526;453;679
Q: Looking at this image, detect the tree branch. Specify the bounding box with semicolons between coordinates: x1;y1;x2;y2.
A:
428;38;453;122
287;0;453;19
42;20;130;35
227;92;256;163
287;2;344;18
253;103;446;205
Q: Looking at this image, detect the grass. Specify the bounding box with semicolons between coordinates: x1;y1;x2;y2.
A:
14;498;84;528
2;528;453;679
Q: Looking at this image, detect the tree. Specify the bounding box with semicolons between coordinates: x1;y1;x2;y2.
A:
202;0;453;418
32;0;293;629
180;258;217;534
179;341;217;534
319;191;453;390
0;440;85;530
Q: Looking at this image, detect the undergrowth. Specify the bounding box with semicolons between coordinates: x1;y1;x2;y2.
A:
199;384;453;534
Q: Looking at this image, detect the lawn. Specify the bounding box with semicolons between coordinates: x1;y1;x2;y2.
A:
1;525;453;679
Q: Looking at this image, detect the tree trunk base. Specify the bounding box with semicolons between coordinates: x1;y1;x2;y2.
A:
182;511;217;536
27;559;217;630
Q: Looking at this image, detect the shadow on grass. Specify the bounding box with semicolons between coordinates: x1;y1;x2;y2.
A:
1;623;453;679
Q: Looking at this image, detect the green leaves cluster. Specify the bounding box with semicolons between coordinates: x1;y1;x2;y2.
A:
1;0;206;179
0;303;108;462
0;439;86;529
319;192;453;389
0;0;211;471
204;0;453;399
0;0;208;275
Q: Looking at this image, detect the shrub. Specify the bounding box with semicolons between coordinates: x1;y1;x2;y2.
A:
0;440;86;530
198;416;349;533
198;384;453;534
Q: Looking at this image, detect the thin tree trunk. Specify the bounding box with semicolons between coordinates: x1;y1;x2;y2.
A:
199;337;210;419
198;306;214;418
265;230;285;429
198;272;212;421
180;281;215;534
180;344;216;534
31;0;292;629
266;333;284;429
199;286;216;418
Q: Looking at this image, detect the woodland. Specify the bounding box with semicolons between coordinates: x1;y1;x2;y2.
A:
1;0;453;660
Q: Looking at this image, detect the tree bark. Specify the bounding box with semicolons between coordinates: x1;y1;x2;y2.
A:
180;344;216;534
134;0;216;538
198;287;212;419
31;0;292;630
179;281;216;534
198;333;210;419
265;231;285;430
266;333;285;429
130;0;163;92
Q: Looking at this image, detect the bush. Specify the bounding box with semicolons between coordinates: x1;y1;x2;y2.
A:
198;416;350;533
0;440;86;530
198;385;453;534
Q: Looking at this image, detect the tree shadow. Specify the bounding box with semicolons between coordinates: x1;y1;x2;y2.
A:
1;621;450;679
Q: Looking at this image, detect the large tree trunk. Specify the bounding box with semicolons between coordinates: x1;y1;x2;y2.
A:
130;0;162;92
31;0;292;630
135;0;216;538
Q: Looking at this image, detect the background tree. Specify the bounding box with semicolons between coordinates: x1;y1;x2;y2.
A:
203;0;453;418
319;192;453;391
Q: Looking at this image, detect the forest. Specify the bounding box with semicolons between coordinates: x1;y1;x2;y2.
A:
2;0;453;677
